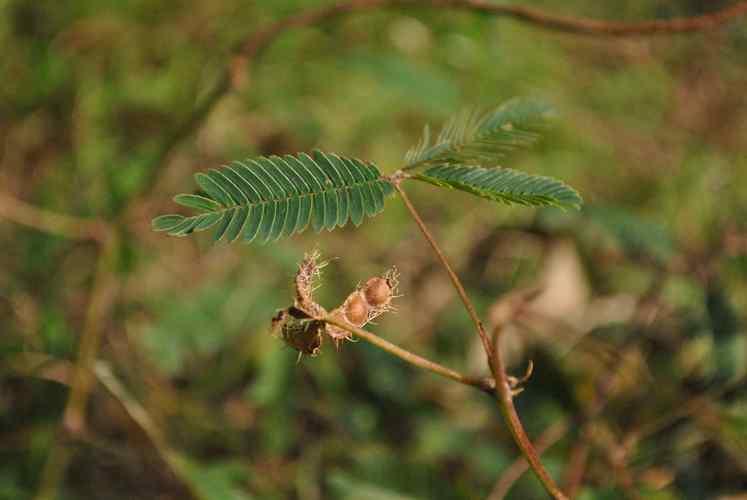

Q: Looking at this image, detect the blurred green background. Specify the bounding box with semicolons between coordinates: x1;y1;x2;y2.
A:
2;1;747;498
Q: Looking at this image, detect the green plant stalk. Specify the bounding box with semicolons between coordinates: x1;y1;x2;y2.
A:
394;180;568;500
322;314;494;394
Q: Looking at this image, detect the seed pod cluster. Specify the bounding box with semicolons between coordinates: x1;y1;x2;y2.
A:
327;267;399;341
274;253;399;356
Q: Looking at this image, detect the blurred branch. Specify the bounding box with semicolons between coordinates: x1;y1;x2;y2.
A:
7;353;204;500
62;236;120;435
234;0;747;78
561;276;666;498
0;191;110;242
394;181;567;499
94;362;207;500
134;0;747;201
322;314;495;394
35;235;119;500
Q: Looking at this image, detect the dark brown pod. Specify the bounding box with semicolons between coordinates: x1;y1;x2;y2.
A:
271;307;323;356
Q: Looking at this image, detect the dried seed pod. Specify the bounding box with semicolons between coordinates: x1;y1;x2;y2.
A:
363;277;392;307
271;307;323;356
294;251;327;318
344;291;369;326
275;253;402;350
362;267;400;322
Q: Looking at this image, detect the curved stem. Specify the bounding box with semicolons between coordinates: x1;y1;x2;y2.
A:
322;314;494;394
394;181;567;499
491;326;568;499
393;181;494;361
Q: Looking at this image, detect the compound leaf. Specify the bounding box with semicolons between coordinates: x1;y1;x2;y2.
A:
153;151;393;243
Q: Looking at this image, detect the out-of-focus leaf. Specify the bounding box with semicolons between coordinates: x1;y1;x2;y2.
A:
328;472;420;500
182;460;255;500
405;98;553;169
585;205;675;262
705;283;744;381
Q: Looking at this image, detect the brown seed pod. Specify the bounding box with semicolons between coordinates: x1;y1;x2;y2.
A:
363;277;392;307
344;292;369;326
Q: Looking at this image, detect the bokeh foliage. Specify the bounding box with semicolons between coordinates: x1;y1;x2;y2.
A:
1;1;747;499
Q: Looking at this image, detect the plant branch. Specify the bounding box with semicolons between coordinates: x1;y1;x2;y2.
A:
489;419;569;500
394;181;566;499
0;191;110;242
322;314;495;394
491;325;568;499
393;181;494;360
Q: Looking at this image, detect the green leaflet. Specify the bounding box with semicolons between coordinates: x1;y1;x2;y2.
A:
152;150;393;244
404;98;553;170
414;164;582;209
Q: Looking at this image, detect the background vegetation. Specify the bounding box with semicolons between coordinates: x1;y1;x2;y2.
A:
2;1;747;498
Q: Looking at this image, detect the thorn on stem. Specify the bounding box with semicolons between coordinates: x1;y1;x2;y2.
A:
507;360;534;396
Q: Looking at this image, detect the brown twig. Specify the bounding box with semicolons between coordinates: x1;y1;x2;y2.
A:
489;420;569;500
0;191;110;242
322;314;495;394
491;325;568;499
393;181;494;362
394;181;566;499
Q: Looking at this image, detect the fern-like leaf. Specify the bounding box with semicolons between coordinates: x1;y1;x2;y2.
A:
404;98;553;170
414;164;582;209
152;151;394;243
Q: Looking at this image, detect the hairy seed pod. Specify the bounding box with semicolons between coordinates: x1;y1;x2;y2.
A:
271;307;323;356
363;277;392;307
294;251;327;318
344;292;369;326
